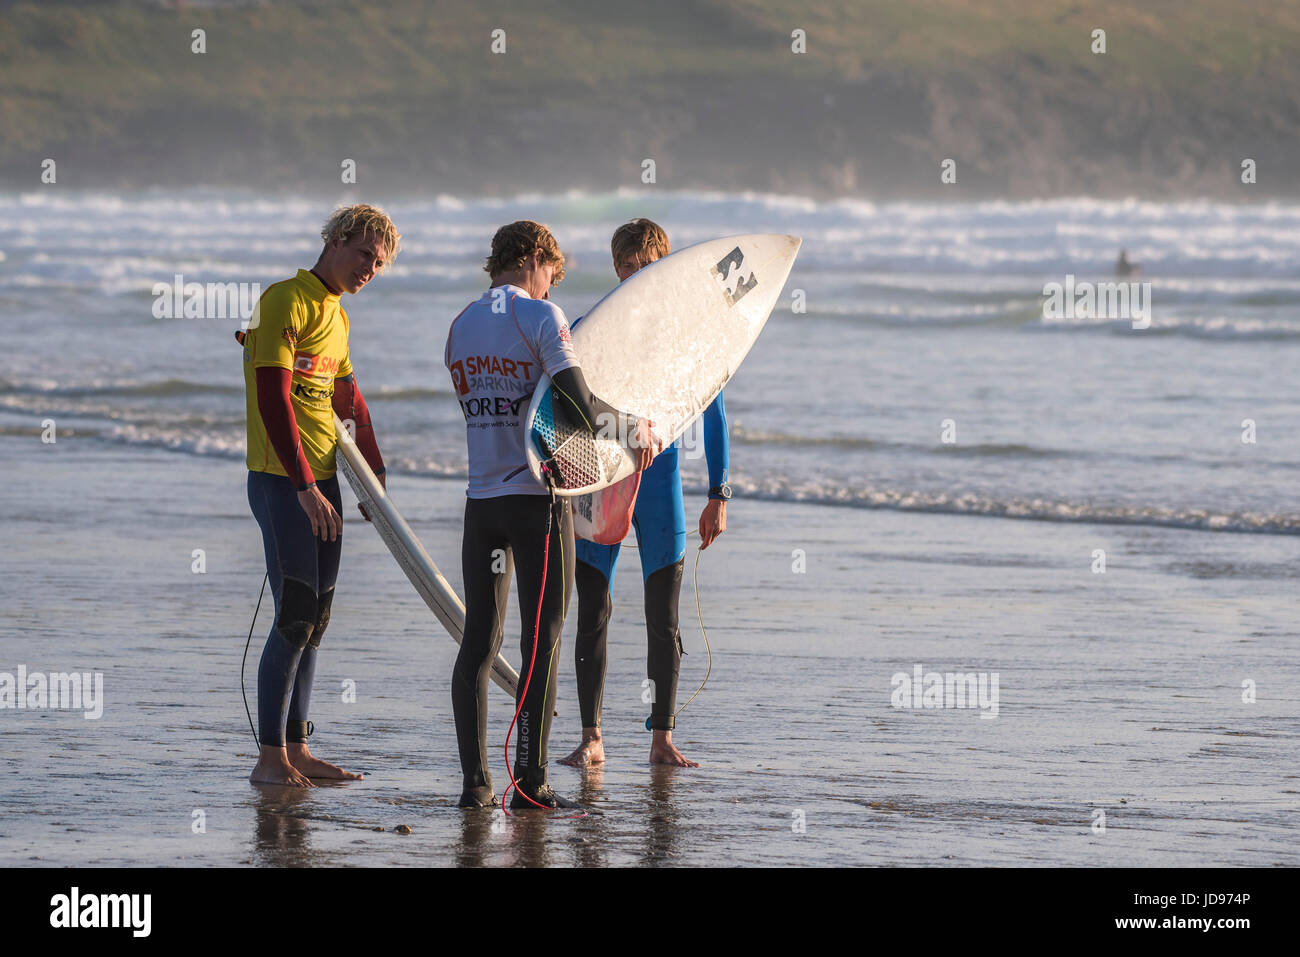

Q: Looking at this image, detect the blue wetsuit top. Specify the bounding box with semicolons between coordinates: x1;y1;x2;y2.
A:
571;311;730;582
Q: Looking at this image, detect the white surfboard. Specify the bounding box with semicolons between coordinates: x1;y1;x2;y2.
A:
332;415;520;697
525;233;800;500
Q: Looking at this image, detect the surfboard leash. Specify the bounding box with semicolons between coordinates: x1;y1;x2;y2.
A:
625;530;714;724
240;572;269;749
673;543;713;720
501;468;586;817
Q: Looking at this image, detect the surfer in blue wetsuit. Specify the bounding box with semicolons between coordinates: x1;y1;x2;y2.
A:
559;219;730;769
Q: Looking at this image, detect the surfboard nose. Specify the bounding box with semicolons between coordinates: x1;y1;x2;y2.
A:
763;233;803;259
766;234;802;269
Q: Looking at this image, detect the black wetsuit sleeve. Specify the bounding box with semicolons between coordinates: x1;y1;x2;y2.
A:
550;366;639;445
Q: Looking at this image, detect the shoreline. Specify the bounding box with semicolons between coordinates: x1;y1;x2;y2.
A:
2;437;1298;867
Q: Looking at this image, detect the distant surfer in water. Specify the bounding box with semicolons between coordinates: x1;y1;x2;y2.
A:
242;204;400;787
559;219;731;770
1116;249;1140;277
445;220;659;809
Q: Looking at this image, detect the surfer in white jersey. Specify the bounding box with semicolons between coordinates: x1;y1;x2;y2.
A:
444;220;660;809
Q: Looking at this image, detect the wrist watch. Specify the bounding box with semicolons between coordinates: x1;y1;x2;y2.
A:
708;484;732;501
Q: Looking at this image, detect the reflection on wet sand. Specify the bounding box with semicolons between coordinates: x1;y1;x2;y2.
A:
454;808;495;867
448;772;617;867
644;765;682;865
503;810;553;867
249;784;320;867
568;768;608;868
573;766;606;809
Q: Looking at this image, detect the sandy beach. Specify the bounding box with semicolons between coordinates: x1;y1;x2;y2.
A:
3;434;1296;867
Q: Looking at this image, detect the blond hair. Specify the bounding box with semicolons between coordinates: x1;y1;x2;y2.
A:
484;220;566;282
321;204;401;270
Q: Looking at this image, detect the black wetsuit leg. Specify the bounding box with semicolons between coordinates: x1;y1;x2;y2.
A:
645;558;685;732
453;498;512;800
248;471;342;748
573;558;613;729
508;495;574;788
285;479;342;743
453;494;574;799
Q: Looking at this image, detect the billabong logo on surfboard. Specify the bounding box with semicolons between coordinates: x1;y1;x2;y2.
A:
712;247;757;305
525;233;800;499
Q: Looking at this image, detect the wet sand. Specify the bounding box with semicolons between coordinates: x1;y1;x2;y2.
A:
1;437;1297;866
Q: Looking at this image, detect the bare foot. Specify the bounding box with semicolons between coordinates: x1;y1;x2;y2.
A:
287;743;363;780
558;729;605;768
250;746;315;787
649;730;699;768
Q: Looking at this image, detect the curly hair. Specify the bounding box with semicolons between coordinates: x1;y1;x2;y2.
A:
320;204;402;271
610;218;670;267
484;220;566;283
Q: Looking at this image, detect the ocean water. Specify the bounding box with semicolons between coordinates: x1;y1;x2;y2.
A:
1;189;1297;867
4;189;1298;532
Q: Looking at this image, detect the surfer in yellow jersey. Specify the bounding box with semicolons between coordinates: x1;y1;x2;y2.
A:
560;219;731;769
242;204;400;788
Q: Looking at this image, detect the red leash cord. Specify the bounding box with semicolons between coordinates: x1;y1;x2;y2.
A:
502;476;555;813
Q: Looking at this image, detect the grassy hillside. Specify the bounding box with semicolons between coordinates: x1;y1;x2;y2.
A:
2;0;1298;197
